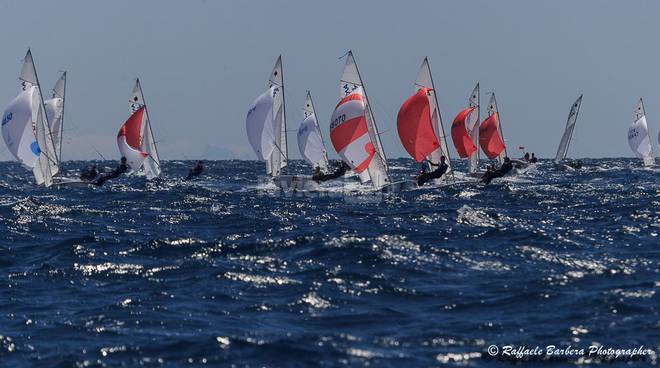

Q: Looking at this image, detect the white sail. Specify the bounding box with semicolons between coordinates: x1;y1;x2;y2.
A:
264;56;287;177
20;50;58;185
2;87;40;169
414;57;452;173
486;93;507;165
628;98;654;166
467;83;480;173
339;51;389;189
554;94;583;164
297;91;329;172
129;79;161;179
247;86;277;161
44;71;66;164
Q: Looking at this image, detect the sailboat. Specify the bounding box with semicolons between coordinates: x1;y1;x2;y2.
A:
117;78;162;179
628;98;656;167
297;91;330;173
554;95;583;169
330;50;391;190
478;93;508;166
247;56;296;188
396;57;453;184
451;83;481;176
1;49;60;187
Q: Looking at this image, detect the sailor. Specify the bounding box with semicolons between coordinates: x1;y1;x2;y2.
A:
80;163;99;181
94;157;129;186
312;161;350;182
185;160;204;180
567;159;582;169
530;153;538;163
416;156;449;186
523;152;530;162
481;157;513;184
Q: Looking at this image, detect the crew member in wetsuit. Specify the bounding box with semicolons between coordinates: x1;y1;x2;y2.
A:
416;156;449;186
530;153;538;163
523;152;530;162
80;164;99;181
312;161;350;182
185;160;204;180
94;157;129;186
566;159;582;169
481;157;513;185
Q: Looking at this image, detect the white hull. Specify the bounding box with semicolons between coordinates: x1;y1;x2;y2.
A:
273;175;320;191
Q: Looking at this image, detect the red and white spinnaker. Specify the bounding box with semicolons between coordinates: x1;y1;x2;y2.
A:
117;106;149;170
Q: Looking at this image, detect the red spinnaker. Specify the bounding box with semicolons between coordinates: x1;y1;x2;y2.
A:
478;112;505;159
451;107;477;158
396;88;439;162
118;106;145;149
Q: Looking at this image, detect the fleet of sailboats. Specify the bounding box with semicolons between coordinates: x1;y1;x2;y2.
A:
1;49;658;190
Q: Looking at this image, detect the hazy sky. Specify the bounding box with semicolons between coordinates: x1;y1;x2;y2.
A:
1;0;658;161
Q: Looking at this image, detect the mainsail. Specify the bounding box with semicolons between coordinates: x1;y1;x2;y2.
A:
4;50;60;186
117;106;149;170
335;51;389;189
44;71;66;165
479;93;507;164
467;84;480;173
129;79;161;179
297;91;329;172
628;98;654;166
266;56;287;176
554;95;583;164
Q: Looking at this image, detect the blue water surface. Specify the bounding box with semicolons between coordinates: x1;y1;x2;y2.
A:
0;159;657;367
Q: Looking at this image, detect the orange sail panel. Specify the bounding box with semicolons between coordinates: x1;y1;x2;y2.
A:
118;106;145;149
451;107;477;158
330;93;375;173
478;112;505;159
396;88;439;162
117;106;148;170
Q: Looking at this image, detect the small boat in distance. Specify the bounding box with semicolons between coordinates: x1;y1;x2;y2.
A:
554;95;583;170
117;78;162;179
451;83;481;176
479;92;508;166
628;98;656;167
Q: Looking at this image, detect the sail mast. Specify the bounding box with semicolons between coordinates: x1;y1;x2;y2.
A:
58;71;67;164
135;78;160;169
348;51;390;177
24;50;59;166
492;93;508;162
423;57;453;179
280;55;288;163
469;83;480;172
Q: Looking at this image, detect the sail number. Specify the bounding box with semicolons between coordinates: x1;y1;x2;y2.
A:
331;114;346;128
